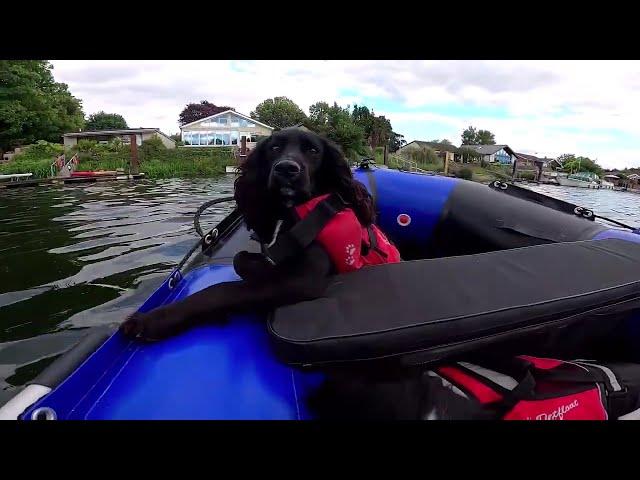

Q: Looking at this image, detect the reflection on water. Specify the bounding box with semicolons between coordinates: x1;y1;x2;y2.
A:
0;177;236;404
525;183;640;228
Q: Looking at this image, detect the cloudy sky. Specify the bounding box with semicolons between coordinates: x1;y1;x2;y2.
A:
50;60;640;169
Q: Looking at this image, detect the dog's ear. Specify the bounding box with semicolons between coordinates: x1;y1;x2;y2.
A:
317;137;375;226
234;137;278;236
316;137;353;191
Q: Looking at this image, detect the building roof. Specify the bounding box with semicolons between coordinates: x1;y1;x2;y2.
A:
64;128;170;138
461;144;515;156
401;140;459;153
180;109;274;131
514;152;555;165
63;128;175;145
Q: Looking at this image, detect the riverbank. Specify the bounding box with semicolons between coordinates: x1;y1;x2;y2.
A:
384;152;514;183
0;140;236;180
4;141;516;184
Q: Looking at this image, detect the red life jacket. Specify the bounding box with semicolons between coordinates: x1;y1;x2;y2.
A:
427;356;640;420
293;194;400;273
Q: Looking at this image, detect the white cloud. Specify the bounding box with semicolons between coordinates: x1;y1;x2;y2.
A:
50;60;640;169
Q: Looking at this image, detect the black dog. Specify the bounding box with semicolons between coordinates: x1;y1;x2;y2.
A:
121;128;375;341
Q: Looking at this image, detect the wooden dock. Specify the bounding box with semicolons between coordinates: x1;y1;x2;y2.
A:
0;173;146;190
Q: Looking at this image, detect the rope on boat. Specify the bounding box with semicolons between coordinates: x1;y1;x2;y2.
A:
173;196;236;275
491;181;639;231
194;196;235;238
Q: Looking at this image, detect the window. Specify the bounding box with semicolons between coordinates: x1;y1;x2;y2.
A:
218;115;228;126
248;134;258;143
240;119;248;127
231;131;239;145
247;122;256;128
183;132;192;145
221;133;230;145
200;132;211;146
230;116;239;127
215;134;223;145
208;133;215;146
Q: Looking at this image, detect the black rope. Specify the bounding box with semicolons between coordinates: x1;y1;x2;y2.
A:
194;196;235;238
593;214;637;231
490;181;639;231
173;196;236;274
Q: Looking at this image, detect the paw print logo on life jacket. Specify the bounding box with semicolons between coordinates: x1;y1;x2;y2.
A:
345;243;356;266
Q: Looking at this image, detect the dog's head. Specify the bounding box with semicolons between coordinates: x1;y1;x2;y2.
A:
234;128;374;240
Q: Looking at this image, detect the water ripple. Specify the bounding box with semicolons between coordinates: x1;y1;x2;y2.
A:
0;176;236;397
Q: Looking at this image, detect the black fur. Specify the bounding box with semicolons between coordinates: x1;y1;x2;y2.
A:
120;129;374;341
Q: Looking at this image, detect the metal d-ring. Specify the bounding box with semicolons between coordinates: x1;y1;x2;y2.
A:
167;272;182;290
204;228;219;246
31;407;57;421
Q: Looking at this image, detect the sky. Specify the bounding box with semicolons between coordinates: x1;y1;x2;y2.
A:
50;60;640;170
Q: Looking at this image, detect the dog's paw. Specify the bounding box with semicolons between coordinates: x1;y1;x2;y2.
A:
120;307;187;341
120;311;150;339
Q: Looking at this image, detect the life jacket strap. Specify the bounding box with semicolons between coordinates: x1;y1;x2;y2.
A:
261;193;348;265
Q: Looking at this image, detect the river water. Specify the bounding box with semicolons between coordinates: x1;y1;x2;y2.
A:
1;177;639;406
0;176;236;405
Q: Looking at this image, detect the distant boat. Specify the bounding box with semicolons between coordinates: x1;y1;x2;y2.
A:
0;173;32;182
556;171;600;188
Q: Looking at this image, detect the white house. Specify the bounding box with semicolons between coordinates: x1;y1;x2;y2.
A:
180;110;274;148
461;144;516;164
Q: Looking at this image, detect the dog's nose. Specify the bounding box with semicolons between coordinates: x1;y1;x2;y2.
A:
273;160;301;177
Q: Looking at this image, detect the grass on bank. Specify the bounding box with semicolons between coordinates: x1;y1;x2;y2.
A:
387;147;515;183
0;138;236;179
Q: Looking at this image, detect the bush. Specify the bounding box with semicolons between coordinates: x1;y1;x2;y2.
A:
139;137;166;158
374;146;385;164
456;167;473;180
21;140;64;158
0;140;64;178
1;140;237;179
406;146;439;165
73;139;100;154
458;146;481;163
71;139;127;156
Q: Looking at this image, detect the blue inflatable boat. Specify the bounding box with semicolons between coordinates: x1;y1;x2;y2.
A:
3;165;640;420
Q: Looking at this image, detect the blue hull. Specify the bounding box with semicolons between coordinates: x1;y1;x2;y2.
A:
13;168;640;420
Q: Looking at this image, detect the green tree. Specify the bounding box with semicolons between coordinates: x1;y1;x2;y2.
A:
458;146;481;163
430;138;453;145
563;156;603;175
307;101;366;158
476;129;495;145
388;132;406;152
250;96;307;129
85;111;128;131
461;126;495;145
369;115;393;153
557;153;576;165
461;126;478;145
178;101;234;126
351;105;374;137
0;60;84;151
351;105;393;153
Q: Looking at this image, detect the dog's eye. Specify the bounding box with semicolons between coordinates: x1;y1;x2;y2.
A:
309;147;319;154
271;145;281;152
